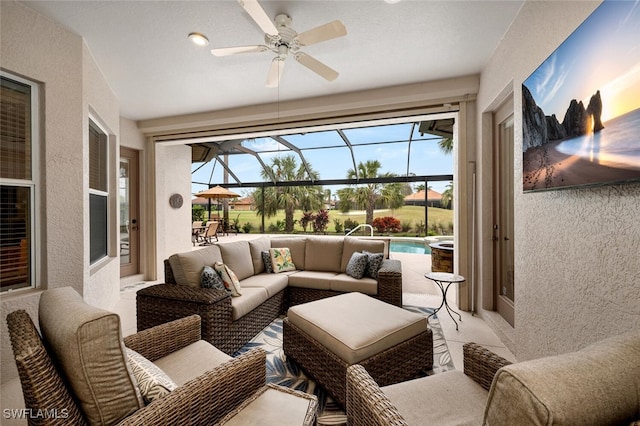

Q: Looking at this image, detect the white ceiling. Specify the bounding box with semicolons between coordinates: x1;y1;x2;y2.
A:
21;0;524;121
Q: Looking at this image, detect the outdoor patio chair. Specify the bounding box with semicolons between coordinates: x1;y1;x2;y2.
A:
202;221;219;244
192;220;203;245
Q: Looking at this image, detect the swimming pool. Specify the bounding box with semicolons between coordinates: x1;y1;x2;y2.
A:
389;240;431;255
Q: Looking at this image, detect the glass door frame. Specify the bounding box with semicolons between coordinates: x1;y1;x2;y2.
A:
120;147;139;277
492;97;515;327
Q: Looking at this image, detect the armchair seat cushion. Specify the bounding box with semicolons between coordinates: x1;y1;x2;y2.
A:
382;370;487;426
154;340;232;387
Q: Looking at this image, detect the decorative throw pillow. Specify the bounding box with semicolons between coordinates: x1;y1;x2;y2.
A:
126;348;177;404
364;251;384;279
269;248;296;273
214;262;242;296
346;252;368;279
262;250;274;273
201;265;225;290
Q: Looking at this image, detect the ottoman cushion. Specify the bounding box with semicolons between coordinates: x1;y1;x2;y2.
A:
287;292;428;365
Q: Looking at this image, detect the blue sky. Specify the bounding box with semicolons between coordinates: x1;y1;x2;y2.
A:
524;0;640;122
192;121;454;197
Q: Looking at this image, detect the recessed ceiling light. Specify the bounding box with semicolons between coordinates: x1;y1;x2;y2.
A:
188;32;209;46
384;0;401;3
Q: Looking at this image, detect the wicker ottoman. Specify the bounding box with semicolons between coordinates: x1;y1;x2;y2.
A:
283;292;433;408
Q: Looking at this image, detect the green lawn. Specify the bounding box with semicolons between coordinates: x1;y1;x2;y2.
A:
203;205;453;236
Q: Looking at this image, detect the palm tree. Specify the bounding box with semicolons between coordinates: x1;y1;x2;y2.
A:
441;181;454;209
252;155;322;232
338;160;404;225
438;137;453;154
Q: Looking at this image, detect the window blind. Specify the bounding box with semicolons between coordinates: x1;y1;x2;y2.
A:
1;76;33;291
1;78;31;180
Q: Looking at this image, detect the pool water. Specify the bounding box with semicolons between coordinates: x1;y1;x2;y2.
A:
389;240;431;255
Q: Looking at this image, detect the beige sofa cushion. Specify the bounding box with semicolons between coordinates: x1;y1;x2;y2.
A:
231;287;270;320
304;236;343;273
331;273;377;295
484;332;640;425
248;236;271;274
287;292;428;364
241;273;289;298
169;245;223;287
39;287;142;425
287;271;336;290
271;237;306;270
383;370;487;426
154;340;232;387
218;240;255;281
340;237;386;272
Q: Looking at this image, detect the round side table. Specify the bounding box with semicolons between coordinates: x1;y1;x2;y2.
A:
425;272;465;331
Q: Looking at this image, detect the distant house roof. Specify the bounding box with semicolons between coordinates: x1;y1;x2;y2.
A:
404;190;442;202
230;197;253;206
192;196;210;205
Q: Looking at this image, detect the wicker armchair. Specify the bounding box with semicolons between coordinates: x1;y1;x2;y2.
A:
6;309;267;425
348;334;640;425
346;342;511;426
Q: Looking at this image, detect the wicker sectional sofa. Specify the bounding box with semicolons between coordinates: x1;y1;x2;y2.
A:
137;236;402;355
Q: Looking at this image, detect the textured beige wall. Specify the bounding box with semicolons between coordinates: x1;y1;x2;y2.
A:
121;118;146;150
0;1;121;382
154;144;193;280
1;0;83;383
477;0;640;360
83;43;121;309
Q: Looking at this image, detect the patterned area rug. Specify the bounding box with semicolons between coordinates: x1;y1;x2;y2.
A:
235;305;455;426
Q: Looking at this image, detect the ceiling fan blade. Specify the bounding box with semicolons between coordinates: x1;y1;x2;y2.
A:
211;45;269;56
294;52;338;81
296;20;347;46
237;0;278;36
266;57;285;88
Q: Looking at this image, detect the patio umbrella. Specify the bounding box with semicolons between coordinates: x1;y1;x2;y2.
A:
194;186;240;220
195;185;240;199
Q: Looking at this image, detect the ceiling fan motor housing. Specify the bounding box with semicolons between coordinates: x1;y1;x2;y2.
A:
266;14;300;53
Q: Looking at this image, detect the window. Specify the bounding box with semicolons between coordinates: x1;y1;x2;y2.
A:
0;73;39;292
89;119;108;264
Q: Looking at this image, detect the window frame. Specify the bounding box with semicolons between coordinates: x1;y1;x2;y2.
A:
0;71;40;292
88;115;110;266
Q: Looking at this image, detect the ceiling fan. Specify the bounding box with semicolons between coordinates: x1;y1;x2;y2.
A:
212;0;347;88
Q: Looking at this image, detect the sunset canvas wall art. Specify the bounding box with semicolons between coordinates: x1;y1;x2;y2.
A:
522;0;640;192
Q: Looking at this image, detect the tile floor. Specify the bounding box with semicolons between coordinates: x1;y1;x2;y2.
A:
1;236;515;425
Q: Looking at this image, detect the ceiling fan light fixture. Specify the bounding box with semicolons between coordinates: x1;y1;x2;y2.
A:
188;32;209;46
